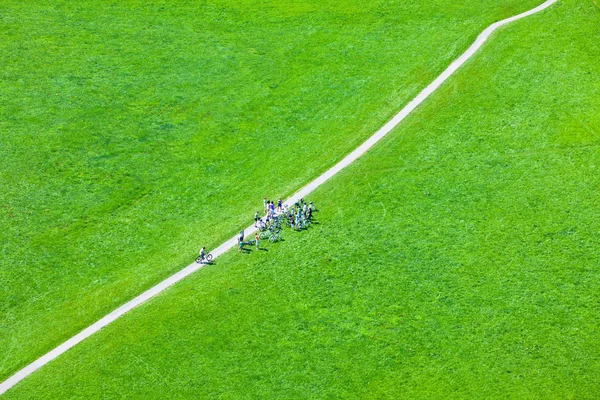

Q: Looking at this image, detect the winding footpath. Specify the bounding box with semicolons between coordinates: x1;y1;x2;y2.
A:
0;0;557;395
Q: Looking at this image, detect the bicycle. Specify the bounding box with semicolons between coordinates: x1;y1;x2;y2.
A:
259;228;277;239
195;253;213;264
268;231;281;243
282;217;292;228
269;218;281;230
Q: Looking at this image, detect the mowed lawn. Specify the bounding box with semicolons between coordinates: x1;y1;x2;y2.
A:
0;0;545;381
5;0;599;398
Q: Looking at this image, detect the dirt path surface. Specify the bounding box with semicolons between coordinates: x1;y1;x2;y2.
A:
0;0;557;395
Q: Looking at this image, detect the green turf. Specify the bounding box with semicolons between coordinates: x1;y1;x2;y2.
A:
5;0;599;397
0;0;544;381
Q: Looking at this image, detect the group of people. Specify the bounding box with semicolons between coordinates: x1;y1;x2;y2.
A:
255;197;313;230
199;197;316;259
285;199;313;229
263;197;283;215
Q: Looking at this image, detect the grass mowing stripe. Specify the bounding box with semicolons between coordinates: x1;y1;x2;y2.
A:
0;0;557;395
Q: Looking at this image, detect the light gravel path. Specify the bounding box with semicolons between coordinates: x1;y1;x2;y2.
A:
0;0;556;395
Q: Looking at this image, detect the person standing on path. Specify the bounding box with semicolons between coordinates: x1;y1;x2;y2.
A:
263;197;268;213
254;211;260;227
238;229;245;252
277;198;282;212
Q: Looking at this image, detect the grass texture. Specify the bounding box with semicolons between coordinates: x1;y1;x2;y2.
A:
0;0;542;381
5;0;599;398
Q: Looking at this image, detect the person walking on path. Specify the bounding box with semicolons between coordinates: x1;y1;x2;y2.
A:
255;232;260;250
239;228;244;243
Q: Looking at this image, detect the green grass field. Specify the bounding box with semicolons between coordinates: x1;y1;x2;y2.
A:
0;0;546;383
4;0;599;398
